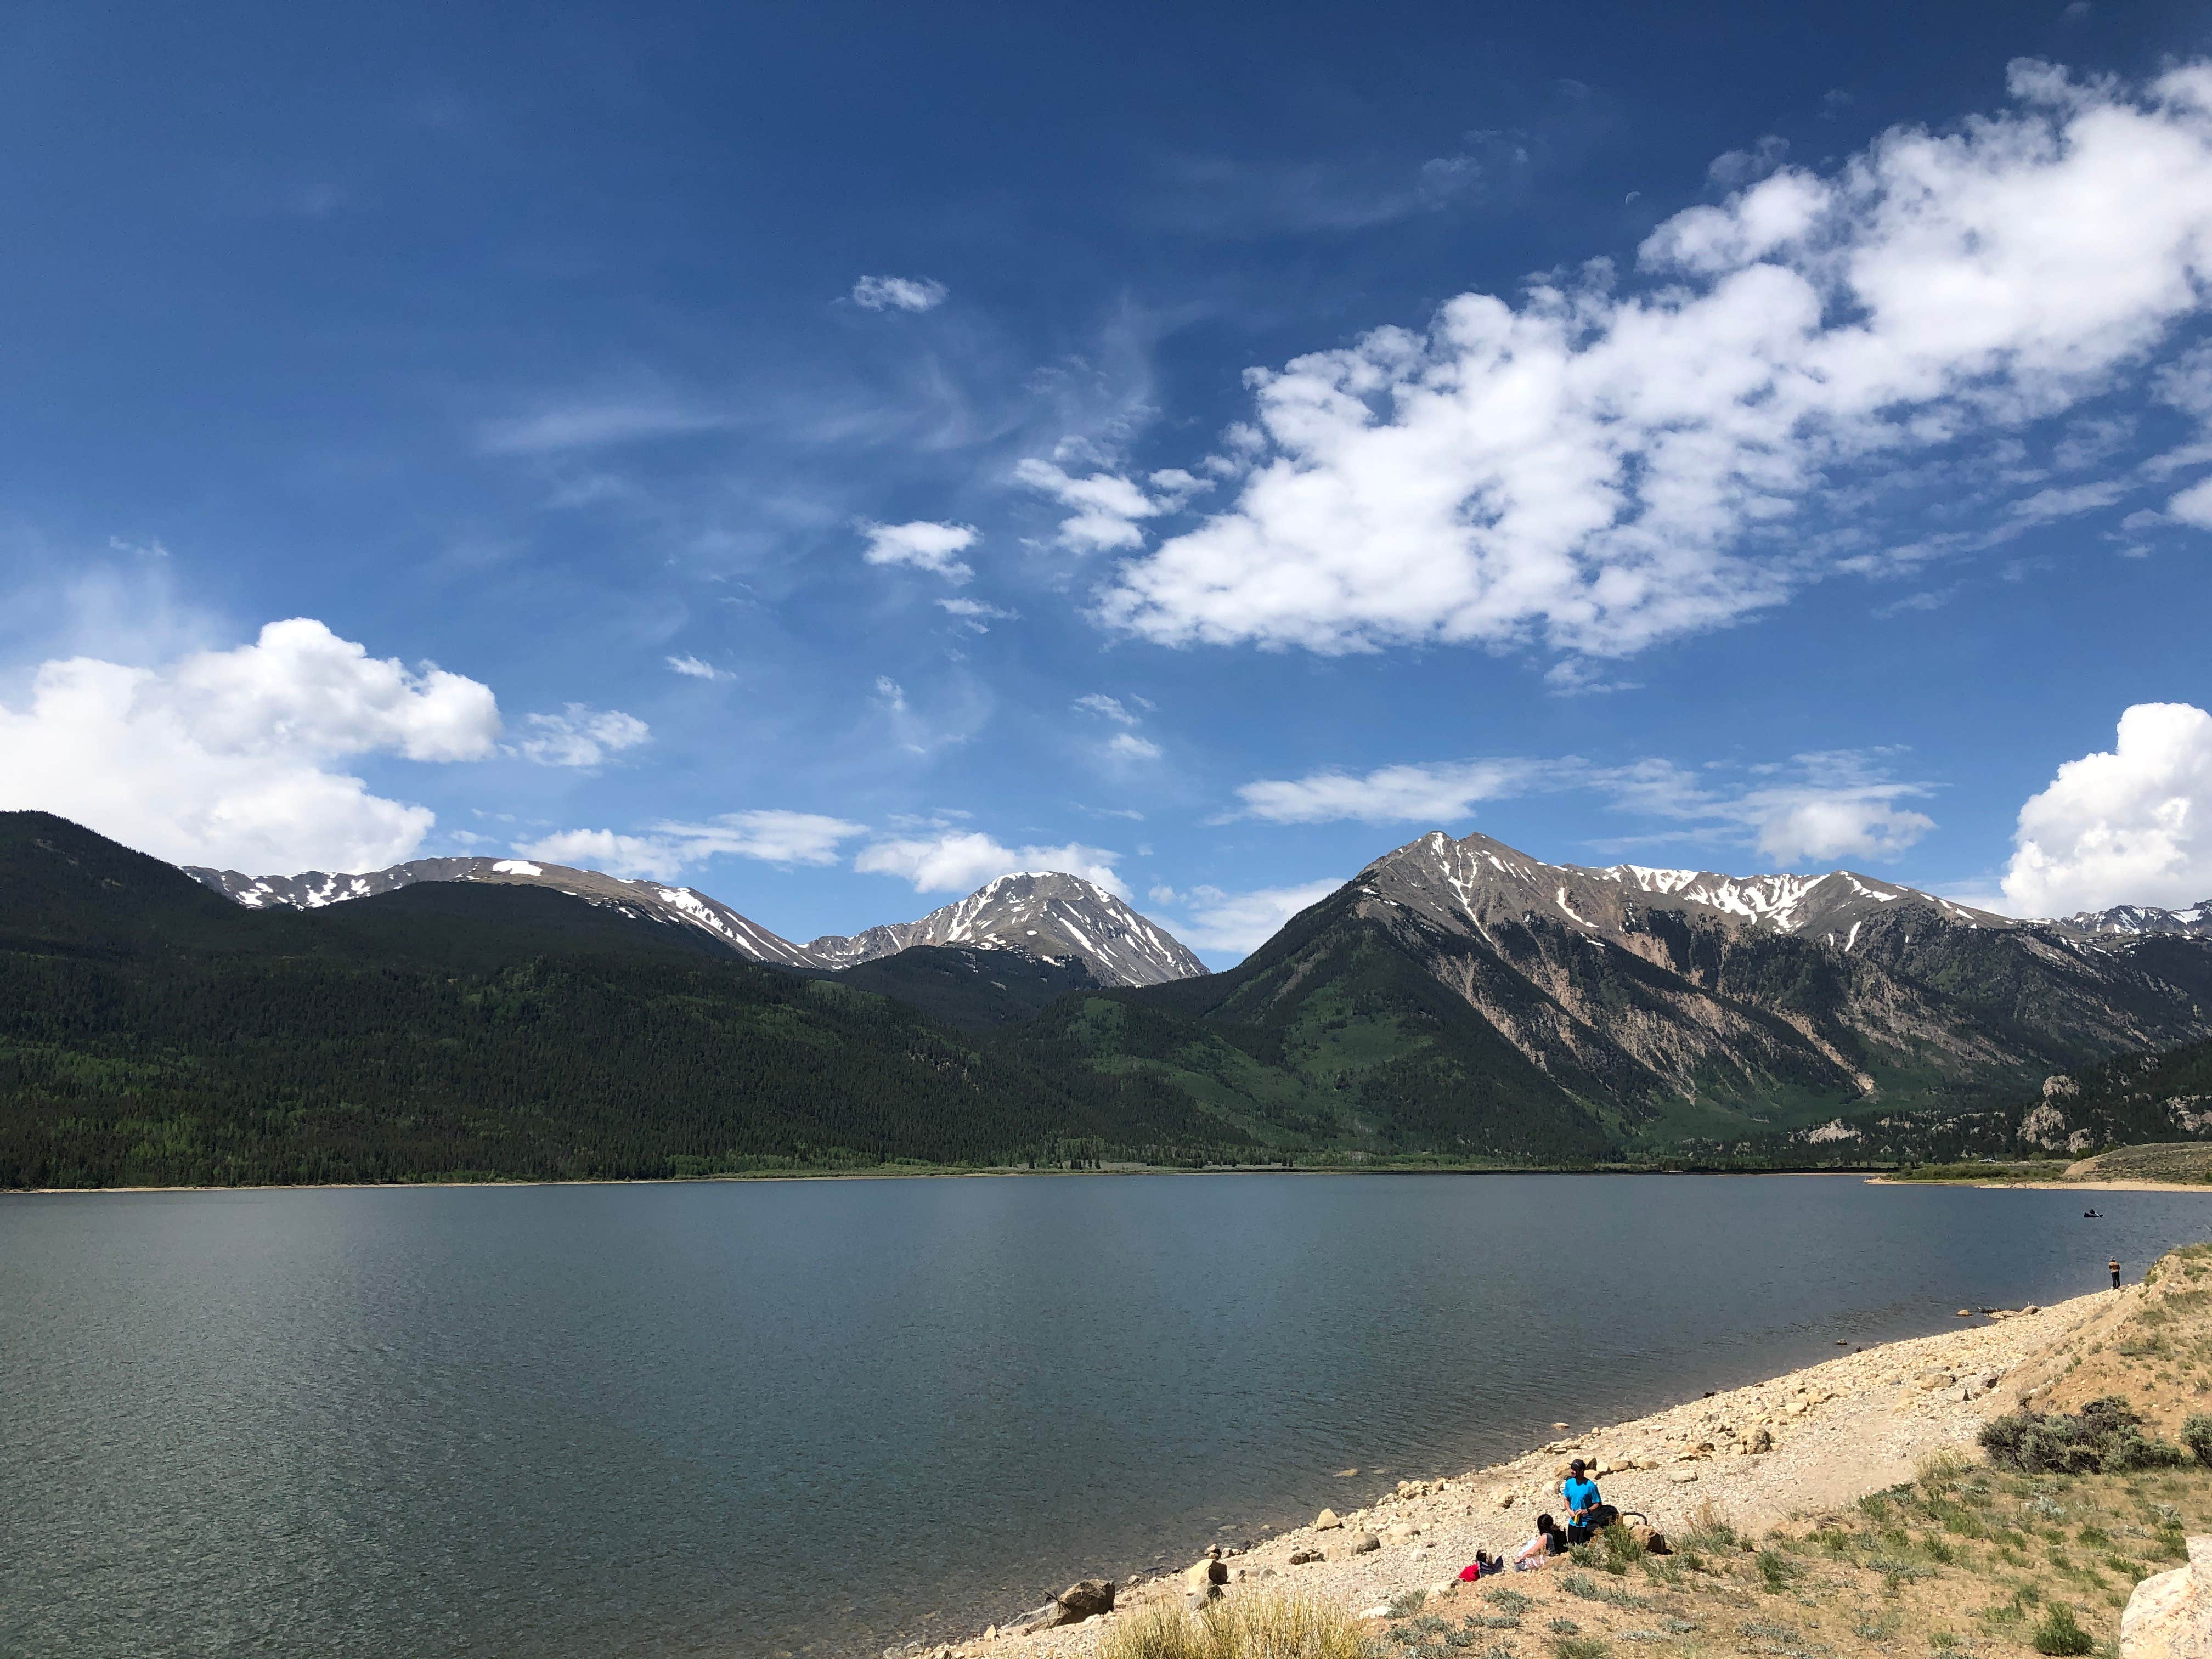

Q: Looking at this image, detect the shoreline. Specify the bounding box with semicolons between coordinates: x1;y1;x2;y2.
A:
3;1165;2065;1198
1866;1175;2212;1193
952;1280;2137;1658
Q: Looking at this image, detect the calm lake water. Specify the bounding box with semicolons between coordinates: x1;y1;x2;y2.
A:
5;1173;2209;1658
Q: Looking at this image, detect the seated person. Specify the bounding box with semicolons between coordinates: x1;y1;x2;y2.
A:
1561;1460;1603;1543
1511;1513;1567;1570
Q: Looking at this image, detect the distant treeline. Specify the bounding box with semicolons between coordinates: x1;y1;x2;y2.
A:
0;814;1257;1187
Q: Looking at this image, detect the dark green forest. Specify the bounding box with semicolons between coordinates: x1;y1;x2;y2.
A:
0;814;1250;1187
8;809;2212;1189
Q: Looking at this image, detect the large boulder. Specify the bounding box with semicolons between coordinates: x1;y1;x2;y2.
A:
1183;1554;1228;1592
2123;1537;2212;1659
1314;1508;1344;1530
1058;1580;1115;1621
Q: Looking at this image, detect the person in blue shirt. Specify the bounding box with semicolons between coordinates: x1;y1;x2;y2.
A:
1561;1459;1604;1543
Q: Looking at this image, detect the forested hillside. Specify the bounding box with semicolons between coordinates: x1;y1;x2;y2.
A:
12;811;2212;1188
0;814;1250;1187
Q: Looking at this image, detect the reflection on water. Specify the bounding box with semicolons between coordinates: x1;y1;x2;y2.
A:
3;1173;2204;1657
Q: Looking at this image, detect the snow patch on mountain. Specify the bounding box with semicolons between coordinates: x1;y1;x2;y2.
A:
808;871;1203;986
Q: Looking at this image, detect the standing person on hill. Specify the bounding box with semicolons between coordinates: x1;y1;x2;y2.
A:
2112;1259;2123;1289
1561;1459;1603;1544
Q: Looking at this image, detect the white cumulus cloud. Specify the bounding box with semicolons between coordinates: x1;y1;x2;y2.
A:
1101;61;2212;658
0;618;502;873
516;704;651;768
2003;702;2212;915
853;830;1127;895
2169;476;2212;527
1014;459;1163;551
850;275;949;313
1163;879;1345;956
860;520;976;582
1746;791;1936;864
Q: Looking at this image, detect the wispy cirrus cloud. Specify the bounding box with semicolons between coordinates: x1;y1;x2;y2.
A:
514;704;651;768
850;274;948;313
521;810;867;882
1231;748;1938;867
1074;691;1163;764
479;398;730;455
854;830;1127;894
666;654;732;681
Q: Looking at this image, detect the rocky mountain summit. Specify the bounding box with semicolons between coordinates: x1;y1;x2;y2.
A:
1359;829;2012;951
2061;900;2212;938
185;859;1204;989
807;871;1205;986
1030;827;2212;1163
184;855;821;968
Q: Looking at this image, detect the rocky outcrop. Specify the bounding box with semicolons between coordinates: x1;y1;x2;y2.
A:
2121;1536;2212;1659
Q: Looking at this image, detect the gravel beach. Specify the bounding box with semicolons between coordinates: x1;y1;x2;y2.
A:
940;1284;2134;1659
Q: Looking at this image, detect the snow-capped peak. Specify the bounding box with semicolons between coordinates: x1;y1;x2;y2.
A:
807;871;1204;986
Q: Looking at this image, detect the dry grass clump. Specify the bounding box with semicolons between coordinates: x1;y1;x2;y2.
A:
1098;1594;1376;1659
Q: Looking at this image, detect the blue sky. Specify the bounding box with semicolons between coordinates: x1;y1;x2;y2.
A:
4;1;2212;964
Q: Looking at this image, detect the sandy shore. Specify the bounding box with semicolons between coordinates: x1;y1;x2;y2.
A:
946;1284;2137;1659
1867;1177;2212;1193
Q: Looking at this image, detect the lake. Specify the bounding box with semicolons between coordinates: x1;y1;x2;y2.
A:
4;1173;2207;1658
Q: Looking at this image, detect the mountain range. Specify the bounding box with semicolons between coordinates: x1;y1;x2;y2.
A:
8;810;2211;1187
183;857;1201;987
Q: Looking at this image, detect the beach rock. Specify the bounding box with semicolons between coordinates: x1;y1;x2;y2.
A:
1745;1429;1774;1454
2122;1536;2212;1659
1632;1525;1671;1555
1058;1581;1115;1621
1917;1372;1955;1390
1315;1508;1344;1530
1289;1548;1323;1566
1497;1492;1517;1509
1327;1532;1382;1560
1009;1600;1067;1636
1668;1469;1700;1485
1183;1555;1228;1592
